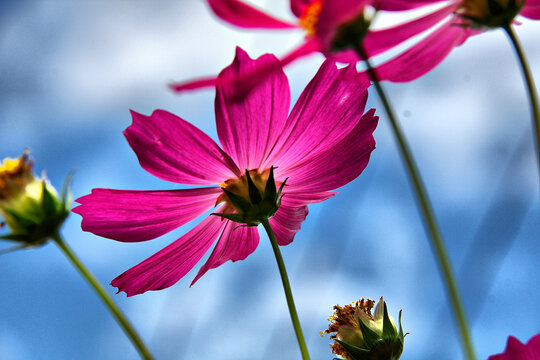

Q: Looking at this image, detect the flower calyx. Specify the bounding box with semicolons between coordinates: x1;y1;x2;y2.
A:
212;166;287;226
458;0;524;29
322;297;407;360
0;151;72;247
331;7;374;53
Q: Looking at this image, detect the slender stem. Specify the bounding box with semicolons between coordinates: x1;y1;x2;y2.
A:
354;44;476;360
51;233;153;360
503;24;540;182
261;219;310;360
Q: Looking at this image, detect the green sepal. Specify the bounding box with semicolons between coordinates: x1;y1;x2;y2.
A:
263;166;276;202
60;171;74;212
1;206;41;228
336;339;371;360
0;233;33;242
382;302;397;340
42;181;59;215
357;315;381;348
210;213;246;223
276;177;288;204
487;0;505;15
245;169;262;204
221;187;252;212
398;310;404;340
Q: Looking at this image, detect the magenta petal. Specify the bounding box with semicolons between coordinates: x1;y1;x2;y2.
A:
283;108;377;193
488;334;540;360
269;200;309;246
369;21;471;82
215;47;290;170
169;76;217;93
73;187;221;242
521;0;540;19
191;220;259;285
125;109;240;185
265;60;370;169
363;3;457;57
111;215;227;296
279;39;323;67
207;0;297;28
282;191;335;206
374;0;446;11
290;0;314;17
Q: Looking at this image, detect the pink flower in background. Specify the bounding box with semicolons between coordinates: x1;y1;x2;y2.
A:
488;334;540;360
171;0;540;91
73;48;378;296
171;0;450;92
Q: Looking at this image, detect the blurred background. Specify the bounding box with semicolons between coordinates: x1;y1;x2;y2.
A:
1;1;539;359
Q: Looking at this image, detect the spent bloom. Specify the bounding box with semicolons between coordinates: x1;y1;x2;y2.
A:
322;297;406;360
73;48;378;296
172;0;540;91
488;334;540;360
0;151;71;246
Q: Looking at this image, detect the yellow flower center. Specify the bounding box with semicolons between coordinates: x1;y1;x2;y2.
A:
0;154;35;201
299;0;322;37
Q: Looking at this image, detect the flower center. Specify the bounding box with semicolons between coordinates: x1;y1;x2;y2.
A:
213;167;287;226
217;168;271;208
0;153;34;201
299;0;322;37
456;0;523;28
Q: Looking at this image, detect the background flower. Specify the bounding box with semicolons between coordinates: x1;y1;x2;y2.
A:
0;1;538;359
488;334;540;360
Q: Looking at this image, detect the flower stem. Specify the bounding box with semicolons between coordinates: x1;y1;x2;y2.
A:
354;44;476;360
261;219;310;360
51;233;153;360
503;24;540;183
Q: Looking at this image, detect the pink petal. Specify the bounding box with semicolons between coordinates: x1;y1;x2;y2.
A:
489;334;540;360
215;47;290;170
291;0;315;17
73;187;221;242
125;109;240;185
170;41;320;96
111;214;227;296
282;108;378;193
374;0;447;11
282;191;335;206
191;220;259;285
365;20;471;82
363;3;457;57
207;0;297;28
265;60;370;169
269;200;309;246
169;76;217;93
521;0;540;19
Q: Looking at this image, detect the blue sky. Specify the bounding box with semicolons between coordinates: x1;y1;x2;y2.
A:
1;1;539;359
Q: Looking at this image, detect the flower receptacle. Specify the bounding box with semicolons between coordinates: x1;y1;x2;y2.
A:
212;166;287;226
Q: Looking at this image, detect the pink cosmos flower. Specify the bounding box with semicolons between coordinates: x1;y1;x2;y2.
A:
488;334;540;360
73;48;378;296
171;0;540;91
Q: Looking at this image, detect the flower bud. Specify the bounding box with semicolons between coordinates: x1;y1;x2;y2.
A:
322;297;407;360
0;151;71;246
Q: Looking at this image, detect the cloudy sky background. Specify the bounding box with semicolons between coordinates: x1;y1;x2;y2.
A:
1;1;539;359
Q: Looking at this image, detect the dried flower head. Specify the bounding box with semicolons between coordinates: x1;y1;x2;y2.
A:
322;297;406;360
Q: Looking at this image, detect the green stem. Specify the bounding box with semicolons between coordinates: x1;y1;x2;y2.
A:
261;219;310;360
503;24;540;182
354;44;476;360
52;233;153;360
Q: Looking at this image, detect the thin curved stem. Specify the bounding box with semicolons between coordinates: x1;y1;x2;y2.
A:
52;233;153;360
261;219;310;360
504;24;540;183
354;44;476;360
